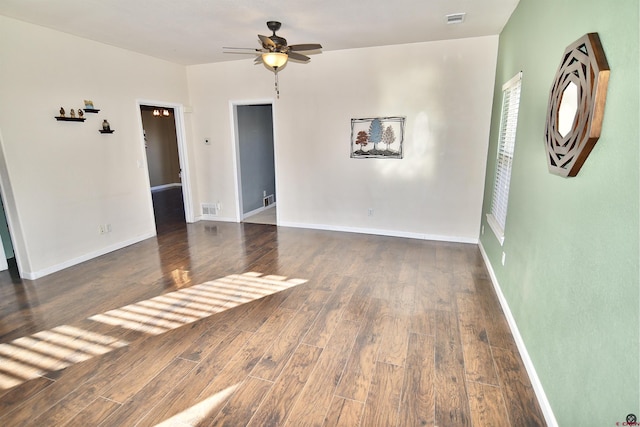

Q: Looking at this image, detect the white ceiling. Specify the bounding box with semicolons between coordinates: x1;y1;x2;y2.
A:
0;0;520;65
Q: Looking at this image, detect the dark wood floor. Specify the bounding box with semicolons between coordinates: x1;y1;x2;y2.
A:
152;186;186;234
0;201;546;426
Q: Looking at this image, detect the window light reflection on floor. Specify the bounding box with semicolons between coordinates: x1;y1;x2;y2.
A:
0;272;307;390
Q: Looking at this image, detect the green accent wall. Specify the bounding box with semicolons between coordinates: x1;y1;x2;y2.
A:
480;0;639;424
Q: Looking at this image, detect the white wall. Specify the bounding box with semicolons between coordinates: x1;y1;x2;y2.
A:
187;36;498;241
0;17;498;278
0;17;193;278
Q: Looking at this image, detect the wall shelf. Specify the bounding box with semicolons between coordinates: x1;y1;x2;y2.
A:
99;129;114;134
83;108;100;113
55;117;86;122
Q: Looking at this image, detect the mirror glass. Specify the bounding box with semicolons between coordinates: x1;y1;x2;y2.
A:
558;82;578;137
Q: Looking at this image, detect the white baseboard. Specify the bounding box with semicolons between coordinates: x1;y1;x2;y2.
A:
478;241;558;427
151;183;182;192
278;221;478;244
23;231;157;280
242;203;276;220
194;214;237;223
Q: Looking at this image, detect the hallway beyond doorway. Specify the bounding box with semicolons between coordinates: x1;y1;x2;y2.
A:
243;205;276;225
152;186;185;234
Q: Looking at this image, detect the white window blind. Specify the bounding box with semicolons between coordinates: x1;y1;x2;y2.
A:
487;72;522;245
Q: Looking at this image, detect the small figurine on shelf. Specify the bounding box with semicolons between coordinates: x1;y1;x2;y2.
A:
70;109;76;118
78;109;84;118
59;107;65;117
84;100;94;109
102;120;111;131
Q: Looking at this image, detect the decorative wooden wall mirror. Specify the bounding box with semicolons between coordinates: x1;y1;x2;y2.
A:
544;33;610;177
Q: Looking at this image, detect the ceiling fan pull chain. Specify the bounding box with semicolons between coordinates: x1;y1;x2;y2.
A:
275;71;280;99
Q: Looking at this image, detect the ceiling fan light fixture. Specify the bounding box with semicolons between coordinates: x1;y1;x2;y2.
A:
262;52;288;69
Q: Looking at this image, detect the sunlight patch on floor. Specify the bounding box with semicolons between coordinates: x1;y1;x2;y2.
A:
0;327;128;389
153;384;240;426
0;272;307;390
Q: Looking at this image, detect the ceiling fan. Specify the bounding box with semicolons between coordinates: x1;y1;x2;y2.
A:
224;21;322;97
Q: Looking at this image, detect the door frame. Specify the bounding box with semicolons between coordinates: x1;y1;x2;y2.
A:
229;99;278;223
136;99;194;224
0;130;21;275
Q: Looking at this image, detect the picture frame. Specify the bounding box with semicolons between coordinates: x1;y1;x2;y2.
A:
351;117;405;159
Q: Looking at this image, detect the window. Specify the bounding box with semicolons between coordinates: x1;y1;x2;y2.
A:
487;72;522;245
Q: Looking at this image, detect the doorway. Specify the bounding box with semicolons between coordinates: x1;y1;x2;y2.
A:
0;197;14;272
138;103;193;233
232;102;277;225
0;133;18;275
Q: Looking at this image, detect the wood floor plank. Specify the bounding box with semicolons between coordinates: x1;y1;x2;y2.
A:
377;315;410;367
251;290;326;381
189;306;299;424
135;328;254;427
360;362;405;427
453;270;477;293
475;277;519;352
279;284;314;310
302;278;356;348
27;318;211;426
65;397;121;427
233;289;297;332
492;346;546;427
324;396;364;427
206;375;273;427
99;357;197;426
335;298;385;402
0;376;54;413
304;270;344;293
434;310;472;427
284;319;360;426
457;293;499;385
340;281;372;323
467;381;511;427
377;284;414;366
398;333;435;427
410;310;436;336
0;344;131;424
247;344;322;427
101;317;219;402
415;271;454;312
397;241;422;284
177;321;234;362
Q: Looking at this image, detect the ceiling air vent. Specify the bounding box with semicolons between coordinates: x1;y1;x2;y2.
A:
446;13;466;24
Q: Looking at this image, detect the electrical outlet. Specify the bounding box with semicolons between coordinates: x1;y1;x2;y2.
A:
367;208;374;216
99;224;106;235
216;202;221;211
106;224;112;233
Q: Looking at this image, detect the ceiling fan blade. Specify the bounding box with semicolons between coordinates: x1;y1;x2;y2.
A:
223;47;261;51
287;51;310;62
258;34;276;50
223;47;263;56
223;51;262;56
254;56;263;64
288;43;322;51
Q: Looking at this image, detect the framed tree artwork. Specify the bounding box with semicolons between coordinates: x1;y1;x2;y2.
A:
351;117;405;159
